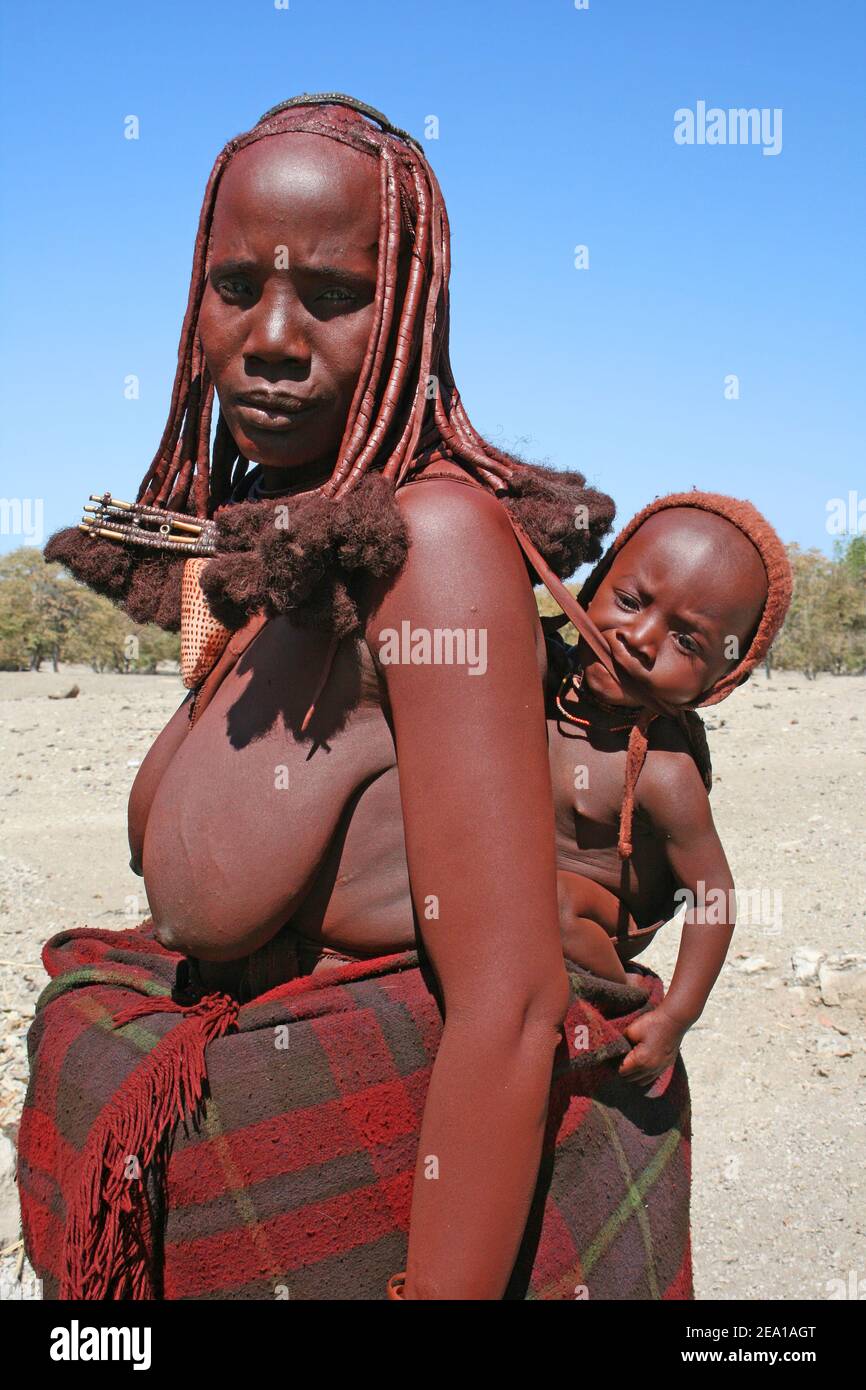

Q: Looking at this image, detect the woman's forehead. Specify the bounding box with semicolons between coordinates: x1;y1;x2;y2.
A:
211;131;380;247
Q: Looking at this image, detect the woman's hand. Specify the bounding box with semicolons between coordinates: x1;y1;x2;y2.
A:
618;1003;688;1085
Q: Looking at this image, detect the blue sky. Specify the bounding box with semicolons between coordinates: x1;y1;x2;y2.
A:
1;0;863;559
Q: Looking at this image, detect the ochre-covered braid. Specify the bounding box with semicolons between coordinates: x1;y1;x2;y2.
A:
133;93;530;520
45;93;616;677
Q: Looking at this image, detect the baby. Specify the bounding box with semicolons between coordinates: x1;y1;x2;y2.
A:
544;492;792;1084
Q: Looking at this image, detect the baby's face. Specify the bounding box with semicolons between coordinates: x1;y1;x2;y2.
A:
580;508;768;708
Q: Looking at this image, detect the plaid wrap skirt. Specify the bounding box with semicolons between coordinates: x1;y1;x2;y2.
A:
17;918;693;1300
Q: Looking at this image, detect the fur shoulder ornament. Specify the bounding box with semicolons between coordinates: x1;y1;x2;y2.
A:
43;461;615;641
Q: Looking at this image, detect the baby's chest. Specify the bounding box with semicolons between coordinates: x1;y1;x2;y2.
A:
547;722;632;840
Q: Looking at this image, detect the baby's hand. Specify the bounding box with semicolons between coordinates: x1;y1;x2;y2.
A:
618;1005;688;1086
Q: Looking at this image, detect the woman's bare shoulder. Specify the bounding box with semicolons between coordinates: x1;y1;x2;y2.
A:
364;479;531;635
395;473;512;529
361;477;545;691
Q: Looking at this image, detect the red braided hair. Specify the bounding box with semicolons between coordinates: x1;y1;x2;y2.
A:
44;92;615;643
134;93;534;519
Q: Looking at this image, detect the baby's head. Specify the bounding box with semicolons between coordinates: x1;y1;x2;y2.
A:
576;492;793;711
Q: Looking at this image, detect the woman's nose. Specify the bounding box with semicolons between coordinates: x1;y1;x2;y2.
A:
244;285;310;368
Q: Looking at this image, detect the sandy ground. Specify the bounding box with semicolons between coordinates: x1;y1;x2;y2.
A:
0;664;864;1301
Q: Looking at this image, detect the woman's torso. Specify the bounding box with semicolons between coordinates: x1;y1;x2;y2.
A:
130;473;676;980
131;468;551;970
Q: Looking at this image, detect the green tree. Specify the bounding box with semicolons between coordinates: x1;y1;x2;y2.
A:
0;546;180;672
0;548;82;670
838;532;866;583
771;542;866;676
61;588;131;672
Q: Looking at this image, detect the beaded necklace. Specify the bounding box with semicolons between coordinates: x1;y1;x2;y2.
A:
554;662;657;735
244;466;329;502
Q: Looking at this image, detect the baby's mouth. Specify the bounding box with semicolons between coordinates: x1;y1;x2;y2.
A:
580;643;648;708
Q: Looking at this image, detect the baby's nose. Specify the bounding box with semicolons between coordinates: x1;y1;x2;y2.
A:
619;616;658;667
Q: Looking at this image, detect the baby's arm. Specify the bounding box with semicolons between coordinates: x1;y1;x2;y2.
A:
619;744;736;1082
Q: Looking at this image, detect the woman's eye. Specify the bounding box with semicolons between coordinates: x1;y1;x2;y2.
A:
217;278;253;299
318;287;356;303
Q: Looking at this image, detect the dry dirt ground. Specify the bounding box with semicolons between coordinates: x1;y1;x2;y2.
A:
1;664;863;1301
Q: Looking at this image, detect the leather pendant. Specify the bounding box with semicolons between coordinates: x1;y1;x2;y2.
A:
180;557;232;688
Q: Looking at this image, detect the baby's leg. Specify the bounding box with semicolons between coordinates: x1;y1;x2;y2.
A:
557;870;630;985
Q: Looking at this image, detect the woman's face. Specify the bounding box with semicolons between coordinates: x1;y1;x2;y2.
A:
198;131;382;484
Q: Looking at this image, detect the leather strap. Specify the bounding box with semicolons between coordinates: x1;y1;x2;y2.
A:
504;514;619;680
404;467;679;721
404;469;619;680
188;611;269;728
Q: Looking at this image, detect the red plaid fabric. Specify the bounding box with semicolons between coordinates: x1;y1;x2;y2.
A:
18;920;693;1300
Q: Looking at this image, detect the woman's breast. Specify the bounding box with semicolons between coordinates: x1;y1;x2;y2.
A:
127;689;195;875
140;616;399;960
290;763;415;952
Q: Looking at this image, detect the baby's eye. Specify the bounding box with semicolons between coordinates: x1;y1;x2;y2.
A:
673;632;701;656
613;590;640;612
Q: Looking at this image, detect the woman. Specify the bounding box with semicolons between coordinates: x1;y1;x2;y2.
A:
22;95;693;1301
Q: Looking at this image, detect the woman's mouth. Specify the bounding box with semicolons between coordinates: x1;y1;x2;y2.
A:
233;396;319;432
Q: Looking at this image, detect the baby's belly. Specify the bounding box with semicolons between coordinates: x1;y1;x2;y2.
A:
554;832;677;936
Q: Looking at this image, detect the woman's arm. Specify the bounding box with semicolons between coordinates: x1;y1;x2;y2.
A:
366;481;571;1300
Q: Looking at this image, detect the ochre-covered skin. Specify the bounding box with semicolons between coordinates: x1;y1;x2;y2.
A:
126;117;779;1300
135;480;566;1303
133;499;773;1287
136;482;557;962
131;129;572;1301
45;83;793;1298
197;133;394;490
